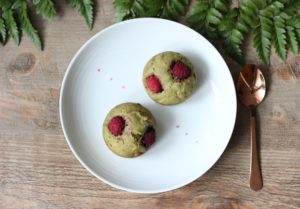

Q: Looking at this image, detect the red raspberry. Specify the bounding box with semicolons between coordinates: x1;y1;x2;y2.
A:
108;116;125;136
146;75;163;93
171;60;191;80
142;127;156;148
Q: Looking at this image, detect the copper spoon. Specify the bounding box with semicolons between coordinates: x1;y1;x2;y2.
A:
237;64;266;191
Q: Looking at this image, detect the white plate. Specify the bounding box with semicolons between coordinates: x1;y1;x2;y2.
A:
60;18;236;193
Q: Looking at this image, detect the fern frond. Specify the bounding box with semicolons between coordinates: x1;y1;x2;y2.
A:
67;0;94;29
113;0;162;20
279;0;300;15
0;1;14;10
272;15;287;61
253;15;272;65
219;8;247;64
113;0;132;20
286;26;298;54
160;0;190;20
224;29;244;64
20;1;42;50
186;1;208;28
296;29;300;49
2;10;20;45
11;0;23;9
0;15;7;44
0;0;97;49
206;8;222;25
187;0;229;42
253;0;267;10
113;0;189;21
240;0;258;28
32;0;56;20
287;15;300;29
214;0;229;13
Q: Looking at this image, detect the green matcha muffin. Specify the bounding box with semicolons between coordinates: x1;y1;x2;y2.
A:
103;103;156;158
143;51;196;105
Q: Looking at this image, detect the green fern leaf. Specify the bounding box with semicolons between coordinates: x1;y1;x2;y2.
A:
253;0;267;10
113;0;130;9
280;0;300;15
224;29;244;64
187;0;229;42
214;0;228;13
272;15;287;61
67;0;94;29
0;15;7;44
113;0;189;21
130;1;146;17
173;0;189;15
11;0;23;9
147;0;165;17
133;0;162;17
206;8;222;25
113;0;162;20
20;1;42;50
0;0;14;10
287;15;300;29
286;26;298;54
219;8;247;64
253;15;272;65
2;10;20;45
32;0;56;20
186;1;208;27
236;22;249;34
296;29;300;49
203;26;219;41
240;0;258;28
241;0;257;16
113;0;132;20
161;0;190;20
261;1;283;17
286;14;300;54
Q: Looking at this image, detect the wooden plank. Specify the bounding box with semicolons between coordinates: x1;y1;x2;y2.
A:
0;0;299;208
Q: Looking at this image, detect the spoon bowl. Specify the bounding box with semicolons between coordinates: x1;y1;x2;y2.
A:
237;64;266;108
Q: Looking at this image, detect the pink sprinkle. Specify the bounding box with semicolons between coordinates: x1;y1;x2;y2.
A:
97;68;101;72
109;77;113;81
176;125;180;128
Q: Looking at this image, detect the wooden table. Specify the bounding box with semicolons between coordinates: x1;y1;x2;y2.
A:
1;1;299;208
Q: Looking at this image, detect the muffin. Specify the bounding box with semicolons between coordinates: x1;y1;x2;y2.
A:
103;103;156;158
143;51;196;105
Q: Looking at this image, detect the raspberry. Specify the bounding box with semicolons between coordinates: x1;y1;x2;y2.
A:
142;127;156;148
171;60;191;80
146;75;163;93
108;116;125;136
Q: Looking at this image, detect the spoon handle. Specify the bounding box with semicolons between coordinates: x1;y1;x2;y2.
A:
249;109;263;191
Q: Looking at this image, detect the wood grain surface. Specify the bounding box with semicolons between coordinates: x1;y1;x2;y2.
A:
1;1;299;208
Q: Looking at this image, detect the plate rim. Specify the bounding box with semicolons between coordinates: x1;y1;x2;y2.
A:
59;17;237;193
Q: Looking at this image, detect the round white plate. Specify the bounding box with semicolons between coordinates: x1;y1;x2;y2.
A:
60;18;236;193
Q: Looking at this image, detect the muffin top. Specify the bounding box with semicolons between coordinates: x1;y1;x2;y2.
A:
143;51;196;105
103;103;156;158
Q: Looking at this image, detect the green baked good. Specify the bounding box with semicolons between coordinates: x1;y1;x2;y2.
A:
143;51;196;105
103;103;156;158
